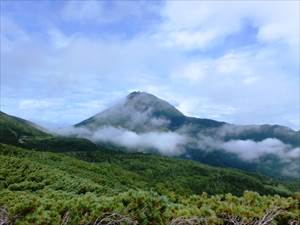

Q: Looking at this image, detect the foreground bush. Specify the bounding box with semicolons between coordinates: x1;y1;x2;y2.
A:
0;190;299;225
0;144;299;224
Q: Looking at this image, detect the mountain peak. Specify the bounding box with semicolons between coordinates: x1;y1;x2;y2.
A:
127;91;157;101
75;91;184;131
127;91;143;99
124;91;183;117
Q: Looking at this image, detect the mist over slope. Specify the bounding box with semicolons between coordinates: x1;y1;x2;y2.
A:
70;91;300;178
76;91;186;131
2;111;298;197
1;101;299;225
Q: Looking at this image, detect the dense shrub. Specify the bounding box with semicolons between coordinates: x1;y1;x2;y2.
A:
0;144;299;224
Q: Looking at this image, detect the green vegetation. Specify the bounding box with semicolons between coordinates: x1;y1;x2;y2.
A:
0;111;99;153
0;111;299;224
0;111;49;144
0;144;299;224
1;188;299;225
1;144;298;197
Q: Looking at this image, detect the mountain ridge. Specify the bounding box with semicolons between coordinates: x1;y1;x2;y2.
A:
2;112;298;197
0;92;299;178
75;91;226;132
72;91;300;179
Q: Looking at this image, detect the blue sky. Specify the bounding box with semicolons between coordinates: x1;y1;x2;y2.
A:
0;0;299;129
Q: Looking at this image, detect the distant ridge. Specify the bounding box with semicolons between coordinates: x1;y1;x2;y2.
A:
74;91;300;178
0;91;299;179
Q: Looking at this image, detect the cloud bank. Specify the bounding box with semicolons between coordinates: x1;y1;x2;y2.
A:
57;126;186;157
56;121;299;177
221;138;299;161
92;127;186;156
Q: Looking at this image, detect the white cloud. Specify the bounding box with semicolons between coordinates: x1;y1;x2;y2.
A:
61;1;161;25
255;5;299;52
159;1;299;52
0;16;30;55
286;147;300;159
242;76;259;85
1;1;299;130
174;62;208;82
92;127;186;156
163;30;219;50
19;99;62;110
58;126;187;156
62;1;105;23
221;138;295;161
56;123;299;176
48;27;73;49
158;1;242;50
75;100;106;110
176;98;237;120
215;52;251;76
193;129;300;176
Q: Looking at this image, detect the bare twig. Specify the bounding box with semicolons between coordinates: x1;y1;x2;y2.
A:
288;220;300;225
253;207;284;225
222;207;285;225
168;216;208;225
60;211;70;225
0;207;10;225
93;212;137;225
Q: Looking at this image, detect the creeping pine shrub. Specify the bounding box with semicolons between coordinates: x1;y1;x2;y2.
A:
0;190;299;225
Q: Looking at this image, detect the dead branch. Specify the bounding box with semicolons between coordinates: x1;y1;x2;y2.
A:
288;220;300;225
168;216;208;225
60;211;70;225
93;212;137;225
222;207;285;225
253;207;284;225
0;207;10;225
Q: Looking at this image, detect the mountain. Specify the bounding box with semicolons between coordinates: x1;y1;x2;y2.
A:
0;111;98;152
75;92;298;143
1;92;299;178
0;111;50;144
0;109;299;224
76;91;224;132
74;91;300;178
1;111;298;196
0;110;294;195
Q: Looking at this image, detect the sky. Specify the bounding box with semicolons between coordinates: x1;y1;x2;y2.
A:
0;0;299;129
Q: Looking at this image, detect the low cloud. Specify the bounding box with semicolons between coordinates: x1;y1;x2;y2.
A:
221;138;299;161
193;125;299;162
194;132;300;177
93;127;186;156
53;93;187;156
56;122;299;177
57;126;186;156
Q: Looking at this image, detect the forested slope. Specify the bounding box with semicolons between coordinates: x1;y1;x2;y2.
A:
0;144;299;224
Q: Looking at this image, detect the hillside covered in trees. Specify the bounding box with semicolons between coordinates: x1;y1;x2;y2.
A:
0;143;299;225
0;110;300;224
